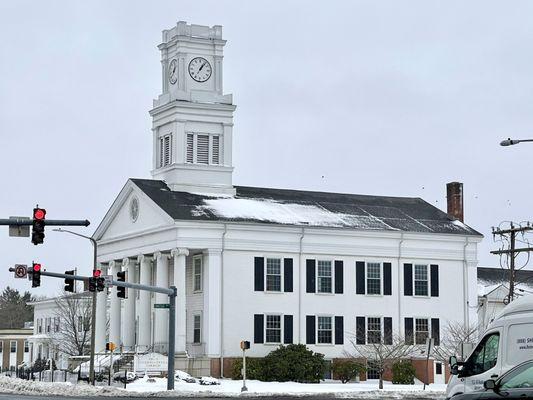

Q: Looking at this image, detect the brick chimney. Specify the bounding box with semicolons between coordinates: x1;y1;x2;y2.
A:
446;182;464;222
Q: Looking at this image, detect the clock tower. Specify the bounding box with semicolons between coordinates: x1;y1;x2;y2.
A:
149;21;236;195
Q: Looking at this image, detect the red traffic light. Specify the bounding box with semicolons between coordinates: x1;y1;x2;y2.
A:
34;209;46;220
93;269;101;278
33;264;41;272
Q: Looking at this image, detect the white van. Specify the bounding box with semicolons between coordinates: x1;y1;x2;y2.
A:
446;295;533;398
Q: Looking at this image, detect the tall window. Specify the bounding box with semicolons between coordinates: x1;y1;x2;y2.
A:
10;341;16;353
415;318;429;345
0;342;3;352
159;134;172;167
265;315;281;343
193;314;201;344
45;317;51;333
367;263;381;295
185;133;221;165
24;340;29;353
193;256;202;292
37;319;42;334
367;317;382;344
317;261;332;293
414;265;429;296
54;317;60;333
266;258;282;291
317;316;333;344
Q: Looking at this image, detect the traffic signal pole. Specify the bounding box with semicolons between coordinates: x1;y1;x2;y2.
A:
28;269;177;390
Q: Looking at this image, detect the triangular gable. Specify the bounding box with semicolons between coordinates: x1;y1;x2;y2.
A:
93;179;175;242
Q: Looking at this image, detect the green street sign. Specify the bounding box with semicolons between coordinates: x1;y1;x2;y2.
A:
154;303;170;309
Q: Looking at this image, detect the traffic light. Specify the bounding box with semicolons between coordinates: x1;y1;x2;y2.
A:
32;263;41;288
64;270;75;293
116;270;126;299
88;277;96;292
96;277;105;292
31;208;46;245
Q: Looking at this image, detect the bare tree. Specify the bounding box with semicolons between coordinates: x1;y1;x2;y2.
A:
346;328;417;390
50;292;93;357
432;321;479;364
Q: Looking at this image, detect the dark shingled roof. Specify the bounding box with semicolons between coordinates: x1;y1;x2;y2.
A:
131;178;482;236
478;267;533;287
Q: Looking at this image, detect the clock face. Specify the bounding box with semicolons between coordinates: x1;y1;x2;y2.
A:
168;59;178;84
188;57;212;82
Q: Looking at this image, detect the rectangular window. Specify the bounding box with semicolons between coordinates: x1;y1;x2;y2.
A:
0;342;3;352
367;361;380;379
414;265;429;296
317;261;332;293
24;341;29;353
367;263;381;295
415;318;429;345
78;316;83;333
45;317;51;333
193;256;202;292
265;315;282;343
159;134;172;167
212;135;220;164
10;341;16;353
54;317;60;333
266;258;282;291
367;317;382;344
317;316;332;344
196;134;209;164
37;319;42;334
193;314;201;344
186;134;194;163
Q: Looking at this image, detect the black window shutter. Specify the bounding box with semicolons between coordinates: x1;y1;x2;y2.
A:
431;318;440;346
306;315;315;344
356;316;366;344
356;261;365;294
404;263;413;296
383;262;392;296
284;315;293;344
334;316;344;344
306;260;316;293
254;314;264;343
405;317;414;345
254;257;264;291
384;317;393;345
334;260;344;294
284;258;293;292
430;264;439;297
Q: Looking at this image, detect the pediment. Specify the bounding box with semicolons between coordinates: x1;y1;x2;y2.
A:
93;180;174;242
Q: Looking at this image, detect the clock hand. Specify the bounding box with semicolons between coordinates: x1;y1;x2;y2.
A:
199;62;206;72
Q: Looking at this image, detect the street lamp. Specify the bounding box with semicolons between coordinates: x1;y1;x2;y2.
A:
53;228;98;386
500;138;533;146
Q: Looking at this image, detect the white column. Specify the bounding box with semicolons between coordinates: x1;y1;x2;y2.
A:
95;265;107;353
109;260;121;347
122;257;135;350
138;254;152;351
204;249;222;357
171;248;188;354
154;251;169;352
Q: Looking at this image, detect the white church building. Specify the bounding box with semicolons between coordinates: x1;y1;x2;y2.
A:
92;21;482;381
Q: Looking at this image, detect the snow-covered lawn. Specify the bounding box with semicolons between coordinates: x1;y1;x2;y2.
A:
0;375;447;398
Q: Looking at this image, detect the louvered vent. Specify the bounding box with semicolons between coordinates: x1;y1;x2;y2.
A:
197;135;209;164
212;135;220;164
186;134;194;163
163;135;171;166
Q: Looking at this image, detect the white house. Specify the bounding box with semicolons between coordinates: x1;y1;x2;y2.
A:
91;21;482;382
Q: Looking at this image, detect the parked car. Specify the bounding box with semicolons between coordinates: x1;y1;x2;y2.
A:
175;370;196;383
113;371;137;383
452;360;533;399
447;295;533;398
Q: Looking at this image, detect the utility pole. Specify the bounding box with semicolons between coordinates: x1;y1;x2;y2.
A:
491;222;533;303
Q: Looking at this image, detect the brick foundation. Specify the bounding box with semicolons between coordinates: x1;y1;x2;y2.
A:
411;359;434;384
210;358;221;378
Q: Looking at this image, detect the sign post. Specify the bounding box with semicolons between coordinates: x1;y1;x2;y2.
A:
240;340;250;392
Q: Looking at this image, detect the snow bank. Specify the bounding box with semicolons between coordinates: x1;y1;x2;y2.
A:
0;376;446;398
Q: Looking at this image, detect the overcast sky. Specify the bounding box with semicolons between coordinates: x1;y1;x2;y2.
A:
1;0;533;296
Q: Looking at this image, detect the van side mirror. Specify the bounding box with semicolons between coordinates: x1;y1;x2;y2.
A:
484;379;496;391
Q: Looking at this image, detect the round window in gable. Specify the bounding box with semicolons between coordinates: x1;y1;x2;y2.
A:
130;197;139;222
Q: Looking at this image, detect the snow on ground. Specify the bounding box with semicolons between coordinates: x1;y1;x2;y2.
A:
0;375;446;398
